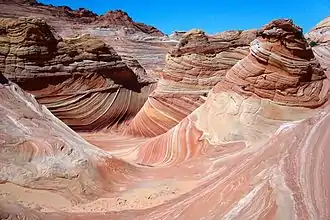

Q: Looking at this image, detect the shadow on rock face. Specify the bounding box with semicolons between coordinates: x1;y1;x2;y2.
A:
0;73;9;84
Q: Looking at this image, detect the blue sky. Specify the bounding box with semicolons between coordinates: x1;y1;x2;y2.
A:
39;0;329;34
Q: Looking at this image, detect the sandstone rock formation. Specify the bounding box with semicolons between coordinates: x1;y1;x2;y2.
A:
1;19;330;219
135;18;328;163
117;19;330;219
0;17;155;131
0;1;163;36
96;10;164;37
124;29;257;137
0;0;173;76
215;19;327;107
0;74;140;203
1;0;330;218
306;16;330;77
169;31;186;41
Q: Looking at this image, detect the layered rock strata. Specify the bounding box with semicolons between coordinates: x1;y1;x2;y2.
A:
0;17;155;131
215;19;327;107
0;19;330;220
124;29;257;137
0;0;173;78
96;10;164;37
115;19;329;219
0;1;164;36
0;75;140;203
306;16;330;77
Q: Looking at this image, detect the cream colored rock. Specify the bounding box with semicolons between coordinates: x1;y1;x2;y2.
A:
124;29;257;137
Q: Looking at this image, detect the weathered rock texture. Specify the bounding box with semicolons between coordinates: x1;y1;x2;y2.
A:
96;10;164;37
0;1;163;36
0;1;174;76
124;29;257;137
169;31;186;41
1;19;330;220
115;19;330;219
306;16;330;78
0;17;155;131
0;75;140;203
215;19;327;107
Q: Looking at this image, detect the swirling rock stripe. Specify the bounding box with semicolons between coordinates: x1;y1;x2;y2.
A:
124;31;255;138
306;16;330;77
123;94;204;137
0;17;157;131
33;74;155;131
215;19;327;107
4;103;329;219
121;111;330;219
0;79;142;201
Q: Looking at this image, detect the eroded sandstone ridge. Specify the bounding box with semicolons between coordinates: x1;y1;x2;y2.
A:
215;19;328;107
0;74;140;204
136;19;328;164
0;0;164;36
0;17;155;131
96;10;163;37
0;0;174;76
1;19;330;219
124;29;257;137
306;16;330;77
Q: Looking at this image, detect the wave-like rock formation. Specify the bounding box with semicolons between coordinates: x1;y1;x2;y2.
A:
1;2;330;219
2;110;330;219
0;0;174;76
96;10;164;37
79;110;330;219
306;16;330;77
124;29;257;137
135;19;328;163
0;1;164;36
0;75;140;203
1;17;155;131
216;19;328;107
113;19;330;218
1;19;330;220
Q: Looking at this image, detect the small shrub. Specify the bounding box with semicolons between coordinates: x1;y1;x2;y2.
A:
309;41;317;47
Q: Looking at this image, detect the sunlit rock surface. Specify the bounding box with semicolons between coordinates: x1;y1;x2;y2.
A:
124;29;257;137
0;75;141;206
215;19;328;107
0;17;155;131
0;2;330;219
0;0;175;76
306;16;330;77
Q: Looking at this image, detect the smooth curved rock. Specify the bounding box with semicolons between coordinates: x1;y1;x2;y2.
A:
1;4;330;219
0;75;140;203
124;29;257;137
110;20;330;218
215;19;328;108
0;1;173;77
96;10;164;37
0;17;155;131
306;16;330;78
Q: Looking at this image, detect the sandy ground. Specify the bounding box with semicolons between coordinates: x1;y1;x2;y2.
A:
0;180;198;213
